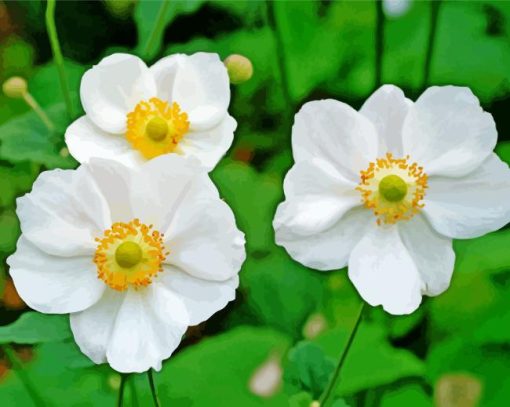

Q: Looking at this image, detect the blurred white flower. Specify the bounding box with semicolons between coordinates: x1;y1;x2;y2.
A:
8;155;245;372
274;85;510;315
249;354;283;397
65;52;236;171
383;0;411;18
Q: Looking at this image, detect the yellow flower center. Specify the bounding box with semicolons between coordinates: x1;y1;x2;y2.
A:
126;97;190;159
94;219;168;291
357;153;428;225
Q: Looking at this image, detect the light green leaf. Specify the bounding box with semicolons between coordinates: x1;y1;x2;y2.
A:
0;312;72;345
314;323;425;396
0;163;38;208
0;101;78;169
153;326;291;406
379;384;431;407
0;209;20;253
289;392;314;407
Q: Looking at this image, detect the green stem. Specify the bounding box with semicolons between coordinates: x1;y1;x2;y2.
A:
142;0;171;60
422;0;442;89
319;303;365;407
23;92;55;132
45;0;74;119
117;374;128;407
129;374;140;407
3;345;45;407
374;0;385;89
265;0;293;121
147;369;161;407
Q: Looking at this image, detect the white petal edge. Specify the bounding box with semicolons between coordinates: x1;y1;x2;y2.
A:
402;86;497;177
65;116;145;167
348;225;423;315
273;158;360;237
8;237;105;314
292;99;379;181
81;53;156;134
276;206;372;271
161;265;239;326
423;153;510;239
359;84;412;156
16;165;110;257
170;52;230;131
178;114;237;171
399;214;455;296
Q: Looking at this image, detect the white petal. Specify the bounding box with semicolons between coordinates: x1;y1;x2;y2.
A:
161;265;239;325
275;207;372;271
383;0;411;17
171;53;230;130
359;84;412;156
150;54;186;102
399;215;455;296
128;154;216;230
65;116;145;167
292;99;379;181
8;237;104;314
70;289;124;364
178;114;237;171
273;158;360;236
16;166;110;257
105;286;188;373
81;53;156;134
423;153;510;239
164;195;246;282
85;158;136;222
402;86;497;177
348;225;423;315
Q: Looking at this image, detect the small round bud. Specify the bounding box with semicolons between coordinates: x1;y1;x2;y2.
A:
224;54;253;85
310;402;321;407
2;76;28;99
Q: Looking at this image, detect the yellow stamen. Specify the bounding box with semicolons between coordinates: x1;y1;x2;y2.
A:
94;219;167;291
126;97;189;159
356;153;428;225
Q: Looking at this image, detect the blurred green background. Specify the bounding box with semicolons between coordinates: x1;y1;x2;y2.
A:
1;0;510;406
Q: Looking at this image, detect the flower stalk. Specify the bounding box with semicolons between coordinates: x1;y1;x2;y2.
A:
117;374;128;407
422;0;443;88
45;0;74;119
319;302;365;407
147;369;161;407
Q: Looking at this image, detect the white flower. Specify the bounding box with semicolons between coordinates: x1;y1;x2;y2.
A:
273;85;510;315
8;155;245;372
65;52;236;171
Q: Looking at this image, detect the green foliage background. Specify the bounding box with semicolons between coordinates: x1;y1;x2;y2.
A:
1;0;510;406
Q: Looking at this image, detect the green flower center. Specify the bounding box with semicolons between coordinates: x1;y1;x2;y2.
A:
115;241;143;268
379;174;408;202
145;116;168;142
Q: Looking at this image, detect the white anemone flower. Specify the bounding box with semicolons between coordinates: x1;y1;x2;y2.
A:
8;155;245;372
273;85;510;315
65;52;236;171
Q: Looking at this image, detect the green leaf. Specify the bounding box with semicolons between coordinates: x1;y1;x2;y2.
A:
211;160;281;254
240;249;324;338
0;101;78;169
152;326;291;406
332;399;351;407
427;339;510;407
496;141;510;165
284;341;336;399
134;0;205;60
0;312;72;345
0;209;20;253
289;392;314;407
314;323;425;396
379;384;431;407
0;163;38;208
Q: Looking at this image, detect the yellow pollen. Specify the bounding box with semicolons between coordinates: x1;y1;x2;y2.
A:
126;97;189;159
94;219;168;291
356;153;428;225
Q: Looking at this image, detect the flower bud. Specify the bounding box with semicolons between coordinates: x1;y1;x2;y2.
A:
2;76;27;99
224;54;253;85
